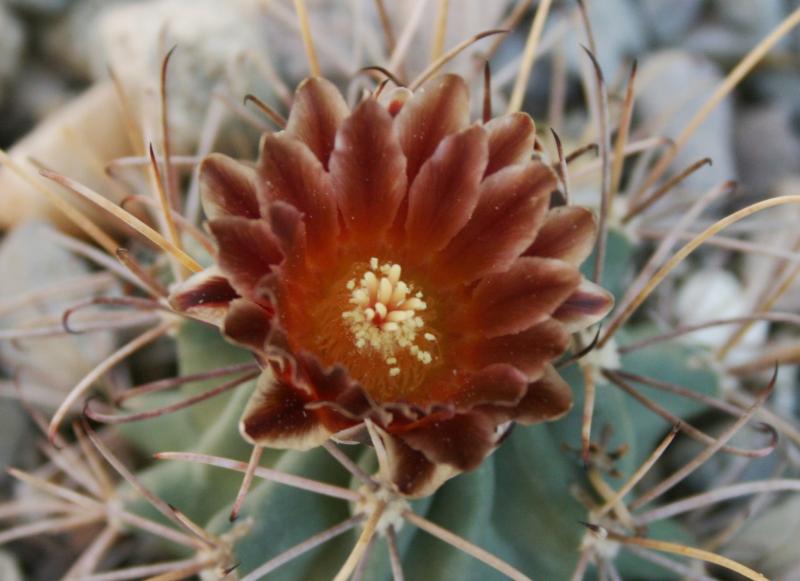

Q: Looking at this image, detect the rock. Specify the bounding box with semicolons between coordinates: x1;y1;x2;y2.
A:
685;0;786;59
683;24;755;60
91;0;518;152
562;0;646;82
735;103;800;195
726;494;800;581
636;50;737;193
713;0;785;38
639;0;704;43
383;0;514;79
92;0;272;153
7;0;73;17
0;82;133;232
742;179;800;314
675;268;767;366
0;5;25;107
752;69;800;112
0;220;116;392
0;396;28;482
9;62;79;121
39;0;131;81
0;551;22;581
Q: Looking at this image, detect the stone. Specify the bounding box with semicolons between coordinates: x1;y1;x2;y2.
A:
735;103;800;195
0;5;24;106
0;551;22;581
675;268;767;366
0;220;116;391
562;0;646;82
92;0;272;153
636;50;737;193
7;0;72;17
0;82;134;232
639;0;704;43
727;495;800;580
39;0;131;81
713;0;785;38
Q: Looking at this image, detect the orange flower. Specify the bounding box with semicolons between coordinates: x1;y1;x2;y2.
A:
171;75;612;497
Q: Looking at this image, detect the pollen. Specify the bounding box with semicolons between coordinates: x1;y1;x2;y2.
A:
341;258;433;376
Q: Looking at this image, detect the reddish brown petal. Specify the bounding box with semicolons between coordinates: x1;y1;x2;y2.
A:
513;364;573;424
462;256;580;337
552;278;614;332
396;74;470;183
432;162;555;285
208;217;283;298
240;372;330;451
452;364;527;410
399;412;498;471
267;200;308;276
377;425;458;498
459;318;570;378
285;77;349;168
222;298;274;354
484;112;536;176
525;206;597;266
329;99;407;242
200;153;260;220
298;353;371;428
258;133;338;257
169;267;238;326
404;125;488;256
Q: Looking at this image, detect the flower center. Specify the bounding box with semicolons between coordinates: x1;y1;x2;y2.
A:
341;258;435;377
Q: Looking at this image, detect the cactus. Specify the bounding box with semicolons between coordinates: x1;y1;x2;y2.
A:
2;2;800;580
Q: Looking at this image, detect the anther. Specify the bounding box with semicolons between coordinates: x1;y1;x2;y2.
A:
342;259;434;377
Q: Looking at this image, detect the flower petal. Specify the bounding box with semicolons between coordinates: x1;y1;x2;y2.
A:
285;77;349;168
169;266;238;326
329;99;407;242
222;298;274;354
552;278;614;332
298;353;371;430
452;364;527;410
399;412;499;471
266;200;308;275
462;256;580;337
258;133;338;255
513;364;573;424
208;217;283;299
200;153;260;220
396;74;470;183
377;425;459;498
432;162;555;285
404;125;488;256
484;112;536;176
458;318;570;378
240;370;331;451
525;206;597;266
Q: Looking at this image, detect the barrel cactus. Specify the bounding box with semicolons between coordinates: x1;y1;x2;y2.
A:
1;2;799;580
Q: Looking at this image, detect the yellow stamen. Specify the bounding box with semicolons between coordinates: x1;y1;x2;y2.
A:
342;259;433;375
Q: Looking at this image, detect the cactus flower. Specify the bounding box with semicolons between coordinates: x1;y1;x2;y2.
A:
170;74;613;497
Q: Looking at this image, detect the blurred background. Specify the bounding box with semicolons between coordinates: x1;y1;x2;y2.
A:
0;1;799;579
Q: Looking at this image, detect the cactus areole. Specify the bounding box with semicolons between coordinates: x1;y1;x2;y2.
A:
170;74;613;497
